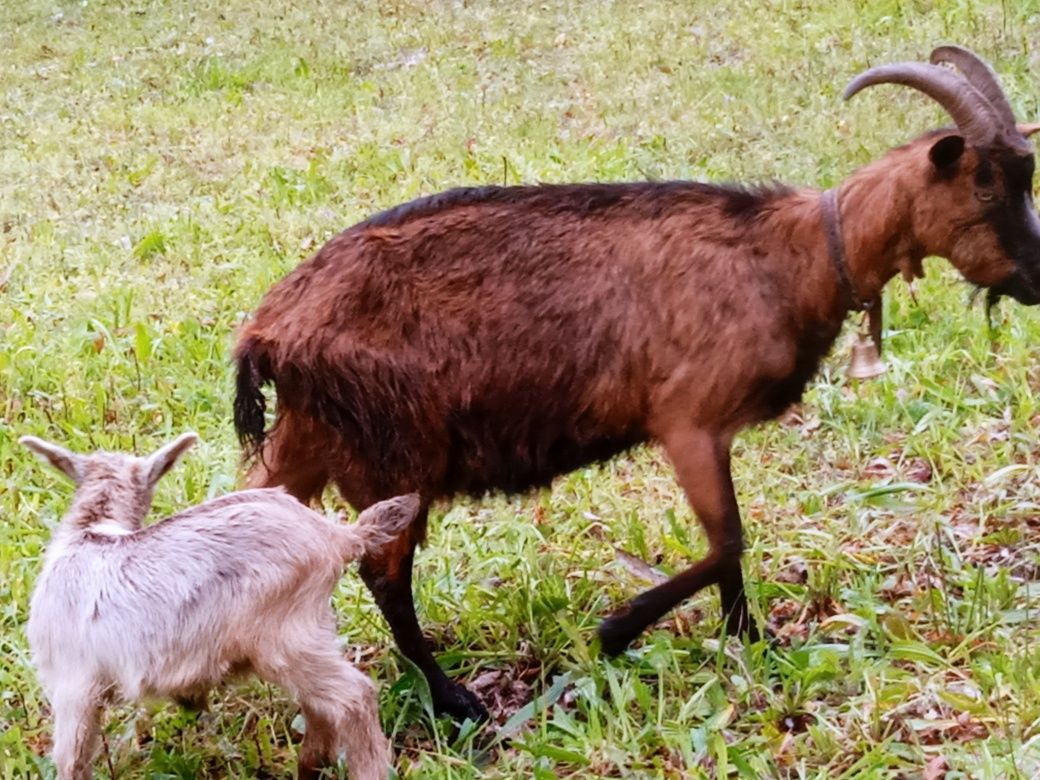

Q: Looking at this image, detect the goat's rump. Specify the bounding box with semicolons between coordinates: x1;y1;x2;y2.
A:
236;334;649;496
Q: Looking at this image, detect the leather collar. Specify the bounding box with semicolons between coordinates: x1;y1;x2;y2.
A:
821;187;872;312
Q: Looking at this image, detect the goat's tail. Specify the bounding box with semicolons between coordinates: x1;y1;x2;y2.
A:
233;336;271;458
334;493;423;561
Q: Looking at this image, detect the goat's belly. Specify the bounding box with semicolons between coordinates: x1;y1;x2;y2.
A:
441;421;646;496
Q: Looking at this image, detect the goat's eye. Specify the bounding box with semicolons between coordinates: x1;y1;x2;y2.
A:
976;190;995;203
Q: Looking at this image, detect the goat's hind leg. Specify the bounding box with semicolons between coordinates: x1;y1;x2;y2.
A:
244;414;331;504
268;645;390;780
718;556;758;640
358;501;489;724
598;426;758;655
49;686;103;780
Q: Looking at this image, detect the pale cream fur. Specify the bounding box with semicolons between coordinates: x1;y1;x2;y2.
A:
21;432;417;780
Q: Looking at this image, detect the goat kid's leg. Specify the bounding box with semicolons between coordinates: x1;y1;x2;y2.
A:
294;705;335;780
50;688;102;780
296;672;389;780
327;664;391;780
267;644;391;780
359;505;489;724
598;426;756;656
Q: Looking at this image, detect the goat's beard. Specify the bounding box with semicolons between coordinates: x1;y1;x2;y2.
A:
967;285;1001;334
984;286;1001;334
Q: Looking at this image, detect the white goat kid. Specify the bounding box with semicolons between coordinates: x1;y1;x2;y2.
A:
22;432;416;780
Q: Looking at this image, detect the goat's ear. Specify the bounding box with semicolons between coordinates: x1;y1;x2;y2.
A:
928;134;966;170
1018;123;1040;139
144;432;198;487
20;436;84;483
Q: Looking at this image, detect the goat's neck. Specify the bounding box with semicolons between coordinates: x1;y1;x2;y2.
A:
835;157;924;307
60;477;152;537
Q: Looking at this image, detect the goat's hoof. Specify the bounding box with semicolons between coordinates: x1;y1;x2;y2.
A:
434;684;489;724
597;614;638;657
725;620;778;649
725;622;761;643
174;692;209;712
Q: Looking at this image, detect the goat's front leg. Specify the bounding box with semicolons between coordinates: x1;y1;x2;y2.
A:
50;686;102;780
359;504;489;724
598;426;757;656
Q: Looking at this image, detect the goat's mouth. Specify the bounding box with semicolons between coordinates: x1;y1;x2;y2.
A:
989;269;1040;305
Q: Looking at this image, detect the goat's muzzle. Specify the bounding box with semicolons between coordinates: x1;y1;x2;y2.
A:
988;270;1040;306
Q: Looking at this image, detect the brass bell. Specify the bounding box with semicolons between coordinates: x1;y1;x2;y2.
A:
847;331;887;380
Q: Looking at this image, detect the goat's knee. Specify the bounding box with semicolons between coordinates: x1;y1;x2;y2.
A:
712;532;745;562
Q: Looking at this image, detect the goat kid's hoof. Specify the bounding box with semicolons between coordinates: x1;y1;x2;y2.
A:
434;684;489;725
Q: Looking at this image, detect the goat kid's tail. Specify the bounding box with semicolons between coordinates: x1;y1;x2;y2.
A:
233;336;272;457
334;493;422;561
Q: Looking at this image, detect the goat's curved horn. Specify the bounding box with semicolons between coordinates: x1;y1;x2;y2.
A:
929;45;1017;131
844;61;999;148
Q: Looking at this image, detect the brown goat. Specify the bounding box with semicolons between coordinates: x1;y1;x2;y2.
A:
233;47;1040;723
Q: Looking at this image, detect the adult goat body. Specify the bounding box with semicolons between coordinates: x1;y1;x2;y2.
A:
234;47;1040;722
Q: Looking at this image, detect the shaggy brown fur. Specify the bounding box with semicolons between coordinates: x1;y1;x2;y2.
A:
234;63;1040;722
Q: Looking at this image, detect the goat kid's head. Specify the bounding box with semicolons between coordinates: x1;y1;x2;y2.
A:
847;45;1040;305
21;432;198;533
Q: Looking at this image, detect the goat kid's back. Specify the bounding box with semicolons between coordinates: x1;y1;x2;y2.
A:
31;488;396;701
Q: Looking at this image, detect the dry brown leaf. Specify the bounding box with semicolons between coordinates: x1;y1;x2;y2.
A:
923;753;948;779
614;547;669;585
467;663;536;725
904;457;933;483
774;557;808;584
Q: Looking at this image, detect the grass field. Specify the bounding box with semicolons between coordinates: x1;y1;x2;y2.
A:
3;0;1040;777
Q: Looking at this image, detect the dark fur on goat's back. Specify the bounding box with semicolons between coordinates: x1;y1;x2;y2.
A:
235;179;833;500
360;181;794;230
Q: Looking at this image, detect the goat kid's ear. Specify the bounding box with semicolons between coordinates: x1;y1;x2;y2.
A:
20;436;85;483
1018;123;1040;139
144;432;199;487
928;134;966;171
